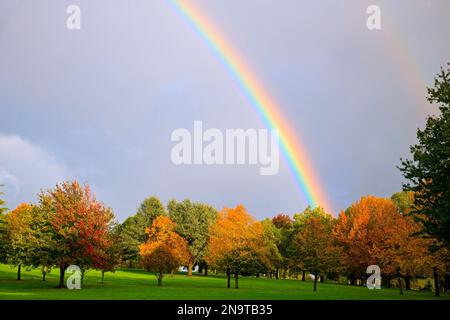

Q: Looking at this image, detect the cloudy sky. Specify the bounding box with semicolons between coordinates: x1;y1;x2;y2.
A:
1;0;449;221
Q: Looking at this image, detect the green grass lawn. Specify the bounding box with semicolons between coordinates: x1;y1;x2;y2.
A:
0;264;448;300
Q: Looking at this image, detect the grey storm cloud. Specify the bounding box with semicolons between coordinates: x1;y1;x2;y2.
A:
0;0;449;221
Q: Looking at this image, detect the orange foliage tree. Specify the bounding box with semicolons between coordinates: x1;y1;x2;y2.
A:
334;195;434;292
205;205;272;288
139;216;190;286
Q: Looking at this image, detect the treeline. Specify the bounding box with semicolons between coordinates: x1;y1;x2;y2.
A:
0;181;448;294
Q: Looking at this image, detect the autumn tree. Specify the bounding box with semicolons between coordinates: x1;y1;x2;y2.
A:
206;205;269;288
168;199;217;276
272;214;293;229
97;224;123;284
334;195;436;293
291;207;339;291
39;181;114;288
139;216;190;286
334;196;396;285
6;203;35;280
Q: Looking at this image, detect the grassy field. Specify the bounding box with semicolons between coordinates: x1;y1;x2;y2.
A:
0;264;448;300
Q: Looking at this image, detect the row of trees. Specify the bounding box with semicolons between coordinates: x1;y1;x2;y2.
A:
129;192;449;292
0;181;119;287
0;64;449;293
0;182;448;291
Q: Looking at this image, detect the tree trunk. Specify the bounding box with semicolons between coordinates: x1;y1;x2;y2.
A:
101;271;105;284
313;273;318;291
234;270;239;289
42;271;46;281
444;273;450;293
188;262;193;276
157;272;163;286
198;263;203;274
302;271;306;282
226;268;231;288
320;275;325;283
433;267;440;297
204;263;208;276
349;274;357;286
81;269;85;284
17;263;21;281
397;269;403;295
405;276;411;291
59;266;66;288
275;268;279;280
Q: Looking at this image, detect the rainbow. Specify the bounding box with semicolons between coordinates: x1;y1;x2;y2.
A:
167;0;332;213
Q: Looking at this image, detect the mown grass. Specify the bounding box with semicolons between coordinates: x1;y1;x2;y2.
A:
0;264;448;300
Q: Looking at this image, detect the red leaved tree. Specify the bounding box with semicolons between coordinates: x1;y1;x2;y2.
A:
39;180;114;288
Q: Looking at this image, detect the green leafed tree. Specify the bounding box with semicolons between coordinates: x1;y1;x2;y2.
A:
167;199;217;276
399;63;450;248
391;191;415;215
6;203;37;280
291;206;339;289
136;196;167;232
118;196;166;267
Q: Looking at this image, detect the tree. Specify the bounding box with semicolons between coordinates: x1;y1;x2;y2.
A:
399;63;450;248
139;216;190;286
333;196;400;285
391;191;415;215
136;196;166;236
39;180;114;288
206;205;267;288
28;205;57;281
6;203;35;280
291;207;339;291
260;219;283;278
168;199;217;276
97;224;123;284
381;211;438;293
118;196;165;267
272;214;293;229
117;216;143;267
271;214;294;279
0;213;8;264
334;195;438;293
